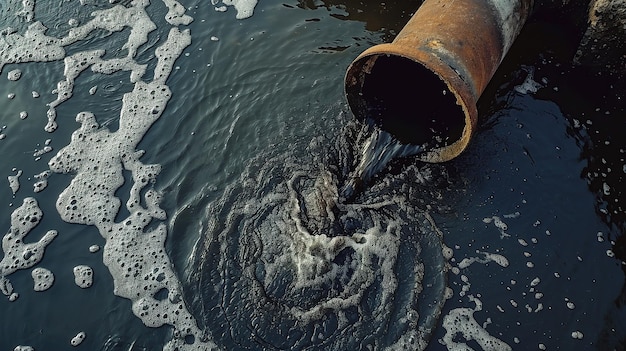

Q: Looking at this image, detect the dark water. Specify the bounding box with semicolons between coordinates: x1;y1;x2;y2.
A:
0;0;625;350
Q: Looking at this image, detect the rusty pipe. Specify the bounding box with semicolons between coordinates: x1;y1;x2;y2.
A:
345;0;533;162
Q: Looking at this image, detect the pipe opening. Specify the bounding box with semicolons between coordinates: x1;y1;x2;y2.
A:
346;54;466;149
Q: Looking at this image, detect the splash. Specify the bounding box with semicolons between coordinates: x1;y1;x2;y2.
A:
341;125;424;201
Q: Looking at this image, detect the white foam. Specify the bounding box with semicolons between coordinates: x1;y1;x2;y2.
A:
217;0;258;19
17;0;36;22
8;169;23;195
73;265;93;288
571;331;584;339
483;215;511;238
441;295;512;351
8;69;22;81
31;267;54;292
70;331;86;346
0;198;57;297
458;250;509;269
33;170;51;193
13;346;34;351
515;67;543;94
0;1;214;348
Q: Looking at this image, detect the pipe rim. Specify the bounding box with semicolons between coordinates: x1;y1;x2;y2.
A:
345;43;478;163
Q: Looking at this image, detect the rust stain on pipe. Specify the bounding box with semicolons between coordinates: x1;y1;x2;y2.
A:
345;0;533;162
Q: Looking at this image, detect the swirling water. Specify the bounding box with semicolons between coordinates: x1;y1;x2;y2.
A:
0;1;624;351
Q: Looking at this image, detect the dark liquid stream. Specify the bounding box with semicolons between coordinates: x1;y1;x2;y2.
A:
340;124;425;201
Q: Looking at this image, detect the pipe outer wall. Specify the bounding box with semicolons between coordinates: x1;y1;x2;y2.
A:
345;0;533;162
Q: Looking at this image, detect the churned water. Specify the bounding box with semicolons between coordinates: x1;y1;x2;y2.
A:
0;0;624;350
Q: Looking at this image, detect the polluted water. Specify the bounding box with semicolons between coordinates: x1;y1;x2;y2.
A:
0;1;621;351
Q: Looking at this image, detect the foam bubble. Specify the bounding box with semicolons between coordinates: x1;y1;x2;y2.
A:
31;267;54;292
7;69;22;81
514;67;543;94
17;0;36;22
72;265;93;288
441;295;512;350
88;245;100;253
458;250;509;269
8;170;23;195
39;3;212;346
215;0;258;19
484;215;511;238
70;331;86;346
33;170;51;193
13;346;34;351
0;198;57;297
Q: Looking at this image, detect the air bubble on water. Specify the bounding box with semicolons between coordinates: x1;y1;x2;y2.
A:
32;267;54;292
31;91;39;98
88;86;97;95
89;245;100;253
8;93;15;99
13;346;34;351
70;331;86;346
530;277;541;287
19;111;28;120
9;292;19;301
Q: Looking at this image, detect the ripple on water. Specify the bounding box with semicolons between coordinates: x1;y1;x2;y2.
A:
193;127;451;350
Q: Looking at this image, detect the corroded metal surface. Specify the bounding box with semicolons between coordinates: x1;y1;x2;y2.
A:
345;0;533;162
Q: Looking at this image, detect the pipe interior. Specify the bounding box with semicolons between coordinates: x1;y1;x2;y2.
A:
347;55;466;148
